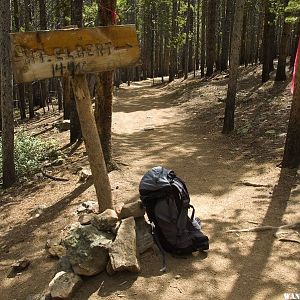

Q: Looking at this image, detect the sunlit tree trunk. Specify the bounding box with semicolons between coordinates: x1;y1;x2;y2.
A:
222;0;245;134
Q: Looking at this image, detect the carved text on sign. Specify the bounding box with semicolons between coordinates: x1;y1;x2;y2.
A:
10;25;140;83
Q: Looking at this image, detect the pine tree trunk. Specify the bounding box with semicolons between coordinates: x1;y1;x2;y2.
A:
262;0;273;83
184;0;191;79
275;0;291;81
206;0;217;76
69;0;83;143
195;0;201;71
0;0;16;187
290;22;300;69
220;0;232;71
63;77;71;119
39;0;48;111
282;41;300;168
201;0;207;77
95;0;117;170
169;0;178;82
222;0;245;134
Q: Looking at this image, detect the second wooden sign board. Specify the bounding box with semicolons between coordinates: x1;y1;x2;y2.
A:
11;25;140;83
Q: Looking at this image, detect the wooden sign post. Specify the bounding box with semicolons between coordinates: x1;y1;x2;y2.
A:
10;25;140;212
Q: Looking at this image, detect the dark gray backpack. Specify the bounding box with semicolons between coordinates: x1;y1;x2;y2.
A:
139;166;209;257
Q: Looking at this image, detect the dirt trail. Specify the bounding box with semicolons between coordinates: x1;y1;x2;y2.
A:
0;70;299;300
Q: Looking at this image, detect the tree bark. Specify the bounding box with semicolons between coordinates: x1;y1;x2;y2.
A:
275;0;291;81
69;0;83;143
95;0;117;170
184;0;191;79
201;0;207;77
282;40;300;168
222;0;245;134
169;0;178;82
262;0;274;83
206;0;217;76
0;0;16;187
71;75;113;212
220;0;232;71
195;0;201;71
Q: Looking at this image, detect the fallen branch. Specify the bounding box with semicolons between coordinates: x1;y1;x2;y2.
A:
226;222;300;233
41;168;69;182
238;181;271;188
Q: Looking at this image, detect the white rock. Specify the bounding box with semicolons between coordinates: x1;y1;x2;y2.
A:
49;271;81;299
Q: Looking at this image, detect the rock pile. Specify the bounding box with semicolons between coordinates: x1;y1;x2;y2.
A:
46;200;153;299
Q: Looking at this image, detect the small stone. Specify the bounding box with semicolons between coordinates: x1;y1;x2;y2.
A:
143;127;154;131
30;205;47;217
109;217;140;273
78;168;92;183
91;209;119;231
175;275;181;279
76;200;98;214
78;213;95;225
49;271;81;299
45;238;66;258
11;258;30;272
119;201;145;219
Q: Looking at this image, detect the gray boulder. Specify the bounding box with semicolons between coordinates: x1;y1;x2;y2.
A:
119;201;145;219
109;217;140;273
91;209;119;231
49;271;81;299
63;225;114;276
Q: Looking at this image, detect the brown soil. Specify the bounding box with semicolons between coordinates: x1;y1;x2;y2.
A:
0;67;299;300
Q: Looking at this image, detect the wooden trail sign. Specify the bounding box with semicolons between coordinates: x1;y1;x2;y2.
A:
9;25;140;212
10;25;140;83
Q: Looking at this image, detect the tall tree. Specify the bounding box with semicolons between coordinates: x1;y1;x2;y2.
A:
70;0;83;143
0;0;16;187
206;0;217;76
282;40;300;168
222;0;246;134
262;0;275;83
220;0;233;71
275;0;292;81
200;0;207;77
13;0;26;120
95;0;118;170
184;0;191;79
169;0;178;82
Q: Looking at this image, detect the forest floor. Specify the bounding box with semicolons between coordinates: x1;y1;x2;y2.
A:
0;66;299;300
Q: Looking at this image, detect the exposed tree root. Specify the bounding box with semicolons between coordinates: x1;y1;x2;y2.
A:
41;168;69;182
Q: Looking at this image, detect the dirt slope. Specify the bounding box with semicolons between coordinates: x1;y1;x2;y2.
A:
0;67;299;300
